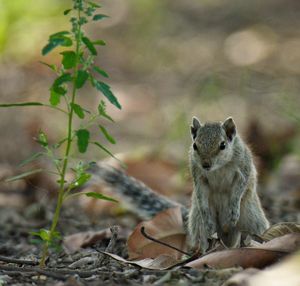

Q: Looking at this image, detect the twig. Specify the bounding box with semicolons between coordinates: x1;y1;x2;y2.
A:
140;226;191;256
0;264;99;279
0;255;39;266
0;264;65;280
94;225;119;267
106;225;119;252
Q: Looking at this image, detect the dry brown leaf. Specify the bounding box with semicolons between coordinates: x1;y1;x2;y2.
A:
186;234;300;270
101;252;179;270
261;222;300;241
186;248;287;269
127;207;187;260
224;251;300;286
63;228;112;253
256;233;300;252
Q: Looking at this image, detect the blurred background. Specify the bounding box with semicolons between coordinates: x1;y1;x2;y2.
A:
0;0;299;223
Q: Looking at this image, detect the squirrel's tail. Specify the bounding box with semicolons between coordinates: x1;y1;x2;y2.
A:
87;162;188;221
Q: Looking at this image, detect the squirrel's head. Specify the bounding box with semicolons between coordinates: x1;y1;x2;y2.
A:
190;116;237;171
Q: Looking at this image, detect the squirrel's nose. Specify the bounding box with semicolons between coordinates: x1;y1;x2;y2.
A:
202;162;211;170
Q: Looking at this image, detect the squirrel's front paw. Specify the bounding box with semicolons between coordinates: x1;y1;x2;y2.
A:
205;218;216;237
199;236;209;254
201;210;216;236
223;208;240;232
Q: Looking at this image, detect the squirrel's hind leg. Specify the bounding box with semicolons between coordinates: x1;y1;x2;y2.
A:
216;223;241;248
238;192;270;236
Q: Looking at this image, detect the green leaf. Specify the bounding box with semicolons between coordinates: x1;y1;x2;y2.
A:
52;85;67;95
49;31;70;39
39;61;57;72
74;161;95;175
76;129;90;153
93;79;121;109
93;40;106;46
85;192;118;203
61;36;73;46
93;66;109;78
85;6;95;16
42;36;72;56
87;1;101;8
82;36;97;55
30;229;51;242
64;8;72;15
92;142;124;167
73;161;85;175
53;73;72;87
42;41;60;55
53;138;68;149
49;89;61;106
51;230;61;239
93;14;109;21
5;169;43;182
37;130;48;147
30;229;61;242
75;70;89;89
71;103;85;119
0;102;44;108
99;125;116;144
98;100;114;122
72;173;91;188
18;152;44;167
60;51;76;69
79;16;88;25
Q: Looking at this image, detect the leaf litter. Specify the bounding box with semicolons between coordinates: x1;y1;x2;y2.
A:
1;160;300;285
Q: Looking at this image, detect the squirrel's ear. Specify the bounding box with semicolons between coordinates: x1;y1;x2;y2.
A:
191;116;202;139
222;117;236;141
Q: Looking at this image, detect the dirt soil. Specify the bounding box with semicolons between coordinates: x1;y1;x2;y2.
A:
0;158;299;286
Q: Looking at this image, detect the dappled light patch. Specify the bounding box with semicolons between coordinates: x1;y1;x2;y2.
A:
224;27;276;66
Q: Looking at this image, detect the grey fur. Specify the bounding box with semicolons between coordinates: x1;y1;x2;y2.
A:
88;163;189;221
85;117;269;253
188;117;269;252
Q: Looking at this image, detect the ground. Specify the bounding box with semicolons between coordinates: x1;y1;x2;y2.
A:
0;156;299;285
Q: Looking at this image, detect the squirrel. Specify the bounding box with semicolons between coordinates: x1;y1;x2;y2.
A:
188;116;269;252
86;116;269;252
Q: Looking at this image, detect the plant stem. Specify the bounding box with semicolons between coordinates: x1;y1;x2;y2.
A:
39;8;82;268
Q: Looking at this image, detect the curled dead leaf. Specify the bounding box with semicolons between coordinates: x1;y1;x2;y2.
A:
261;222;300;241
127;207;187;260
186;234;300;270
101;252;179;270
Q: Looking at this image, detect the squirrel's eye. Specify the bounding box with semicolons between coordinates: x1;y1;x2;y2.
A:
219;141;226;150
193;143;198;151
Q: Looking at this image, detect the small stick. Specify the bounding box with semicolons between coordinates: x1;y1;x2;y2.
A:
94;225;119;267
105;225;119;253
0;255;39;266
0;264;99;279
140;226;191;256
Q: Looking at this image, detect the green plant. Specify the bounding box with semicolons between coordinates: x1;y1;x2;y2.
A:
0;0;121;267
